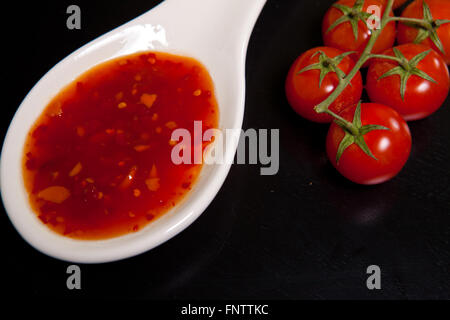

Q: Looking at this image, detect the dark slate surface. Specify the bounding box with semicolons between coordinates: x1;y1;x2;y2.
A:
2;0;449;299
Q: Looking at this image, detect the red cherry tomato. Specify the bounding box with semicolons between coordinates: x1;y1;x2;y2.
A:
322;0;396;62
285;47;363;123
366;44;449;121
397;0;450;64
381;0;408;9
326;103;412;185
393;0;408;9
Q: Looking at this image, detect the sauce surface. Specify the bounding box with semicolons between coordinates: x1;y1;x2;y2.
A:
23;51;218;240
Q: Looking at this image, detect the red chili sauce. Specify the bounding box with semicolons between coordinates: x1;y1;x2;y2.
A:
23;52;218;240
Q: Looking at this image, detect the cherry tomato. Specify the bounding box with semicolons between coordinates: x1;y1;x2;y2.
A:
285;47;363;123
367;44;449;121
322;0;396;62
381;0;408;9
397;0;450;64
326;103;412;185
393;0;408;9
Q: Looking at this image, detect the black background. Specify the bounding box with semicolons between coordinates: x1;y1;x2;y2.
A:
2;0;449;300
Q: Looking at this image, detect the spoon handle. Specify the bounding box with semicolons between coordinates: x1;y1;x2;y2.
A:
144;0;267;52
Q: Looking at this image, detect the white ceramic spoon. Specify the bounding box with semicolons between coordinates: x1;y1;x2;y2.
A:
1;0;266;263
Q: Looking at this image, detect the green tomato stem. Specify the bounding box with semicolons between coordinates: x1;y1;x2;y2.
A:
389;16;431;29
368;53;403;63
324;109;359;135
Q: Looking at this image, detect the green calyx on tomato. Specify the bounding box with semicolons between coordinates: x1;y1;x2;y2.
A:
406;1;450;55
378;48;437;100
326;0;374;41
334;101;389;164
297;50;354;87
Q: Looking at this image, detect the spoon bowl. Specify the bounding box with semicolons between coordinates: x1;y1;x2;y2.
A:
1;0;266;263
